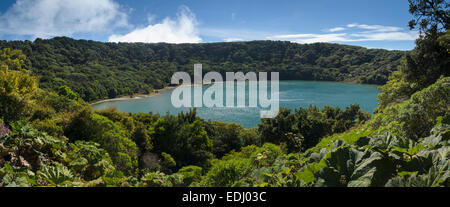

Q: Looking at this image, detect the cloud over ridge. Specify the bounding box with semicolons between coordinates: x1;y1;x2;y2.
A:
268;23;418;44
108;6;202;44
0;0;129;38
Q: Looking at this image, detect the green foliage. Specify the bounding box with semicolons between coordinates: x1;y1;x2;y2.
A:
376;70;420;110
205;121;260;158
176;165;203;187
160;152;176;174
139;171;184;187
314;147;392;187
65;109;138;174
403;33;450;88
369;77;450;139
408;0;449;34
377;1;448;110
1;122;66;172
149;110;213;169
66;141;115;181
306;129;372;153
58;85;80;101
380;0;449;110
0;48;29;71
385;168;449;187
132;123;153;152
438;31;450;50
304;119;449;187
0;50;37;123
101;171;130;187
38;164;74;187
259;105;369;153
95;107;136;137
0;162;36;187
202;143;283;187
210;116;449;187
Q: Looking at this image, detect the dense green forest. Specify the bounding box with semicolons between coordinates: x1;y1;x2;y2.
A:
0;37;405;102
0;0;448;187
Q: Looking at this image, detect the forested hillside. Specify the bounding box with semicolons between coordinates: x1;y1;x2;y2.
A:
0;38;405;101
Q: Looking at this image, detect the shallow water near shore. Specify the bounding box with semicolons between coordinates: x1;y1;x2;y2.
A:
92;80;380;128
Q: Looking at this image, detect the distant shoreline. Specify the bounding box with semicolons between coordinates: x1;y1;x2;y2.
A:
90;86;175;106
90;82;215;106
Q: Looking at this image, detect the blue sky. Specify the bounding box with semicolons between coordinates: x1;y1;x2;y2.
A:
0;0;418;50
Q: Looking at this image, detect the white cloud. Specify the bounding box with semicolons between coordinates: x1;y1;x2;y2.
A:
347;23;402;32
350;32;418;41
0;0;129;38
268;23;418;44
328;27;346;32
268;33;350;44
108;6;201;43
224;38;244;42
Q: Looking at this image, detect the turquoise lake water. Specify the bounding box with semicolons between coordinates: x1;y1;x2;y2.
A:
92;81;380;128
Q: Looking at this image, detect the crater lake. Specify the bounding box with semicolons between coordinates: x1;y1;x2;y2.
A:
92;80;380;128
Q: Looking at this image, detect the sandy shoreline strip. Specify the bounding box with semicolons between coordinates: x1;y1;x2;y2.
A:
90;86;175;105
89;82;213;106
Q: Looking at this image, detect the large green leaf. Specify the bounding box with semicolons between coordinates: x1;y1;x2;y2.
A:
386;162;449;187
315;147;393;187
38;164;74;187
